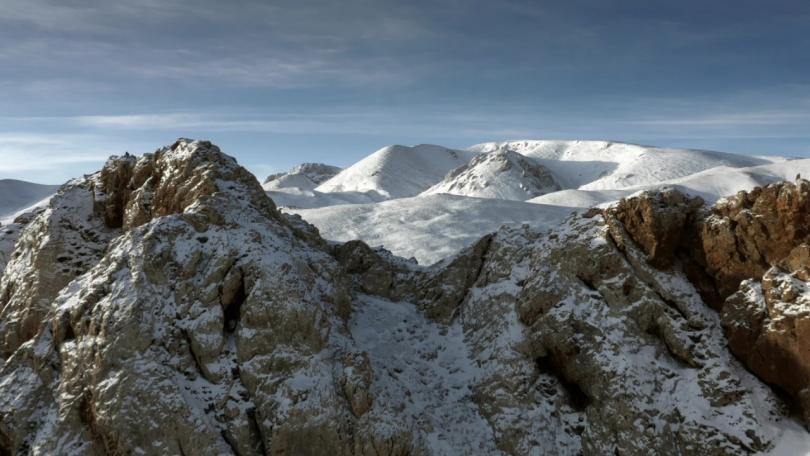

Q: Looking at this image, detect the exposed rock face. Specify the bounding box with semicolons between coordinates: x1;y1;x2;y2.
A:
722;265;810;424
702;180;810;298
604;189;704;268
608;181;810;429
0;140;804;455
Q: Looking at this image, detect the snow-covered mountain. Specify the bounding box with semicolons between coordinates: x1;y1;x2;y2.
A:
422;149;560;200
280;139;794;264
2;139;810;455
315;144;476;198
469;140;780;190
262;162;342;191
0;179;60;223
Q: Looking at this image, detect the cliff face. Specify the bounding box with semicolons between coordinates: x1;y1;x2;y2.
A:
609;181;810;433
0;140;805;455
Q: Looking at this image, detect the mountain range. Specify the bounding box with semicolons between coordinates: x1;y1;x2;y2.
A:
1;139;810;454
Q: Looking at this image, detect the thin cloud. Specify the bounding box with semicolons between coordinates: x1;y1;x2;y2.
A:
632;111;810;127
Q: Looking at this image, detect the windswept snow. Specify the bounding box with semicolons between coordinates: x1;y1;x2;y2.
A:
527;158;810;208
290;194;574;265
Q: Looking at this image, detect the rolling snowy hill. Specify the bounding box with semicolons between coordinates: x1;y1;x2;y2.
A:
315;144;476;198
276;140;794;264
528;158;810;208
469;140;783;190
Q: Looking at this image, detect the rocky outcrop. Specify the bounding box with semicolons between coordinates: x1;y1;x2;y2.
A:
606;181;810;429
702;180;810;298
463;218;780;455
722;265;810;420
0;140;370;455
604;188;704;268
94;139;279;230
0;140;805;455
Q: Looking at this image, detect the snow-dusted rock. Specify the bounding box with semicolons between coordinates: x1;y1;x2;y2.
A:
262;163;342;191
422;149;560;201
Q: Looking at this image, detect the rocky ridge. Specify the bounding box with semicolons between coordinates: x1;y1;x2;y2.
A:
0;139;807;455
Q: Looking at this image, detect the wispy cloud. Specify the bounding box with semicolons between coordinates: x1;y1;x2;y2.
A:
631;111;810;127
0;133;111;174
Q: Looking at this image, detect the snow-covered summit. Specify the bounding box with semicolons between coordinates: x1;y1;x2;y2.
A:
262;162;342;191
422;149;560;200
315;144;476;198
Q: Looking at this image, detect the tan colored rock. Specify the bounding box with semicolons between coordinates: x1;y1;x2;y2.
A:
605;189;703;268
702;180;810;298
722;266;810;425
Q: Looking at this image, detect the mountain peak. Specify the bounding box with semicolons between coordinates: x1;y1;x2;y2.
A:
422;148;561;200
263;162;342;191
94;138;276;229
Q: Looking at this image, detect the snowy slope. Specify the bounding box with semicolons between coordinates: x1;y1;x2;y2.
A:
289;194;574;265
528;158;810;208
264;188;384;209
262;163;341;191
0;179;60;223
422;149;560;200
315;144;476;198
469;140;784;190
351;295;500;452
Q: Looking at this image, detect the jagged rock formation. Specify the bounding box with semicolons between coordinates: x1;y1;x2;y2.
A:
702;181;810;299
0;140;805;455
422;150;560;201
608;181;810;431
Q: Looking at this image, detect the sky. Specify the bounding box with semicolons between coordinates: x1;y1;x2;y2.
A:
1;0;809;184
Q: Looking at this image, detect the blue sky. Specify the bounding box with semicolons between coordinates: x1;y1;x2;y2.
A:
1;0;809;183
